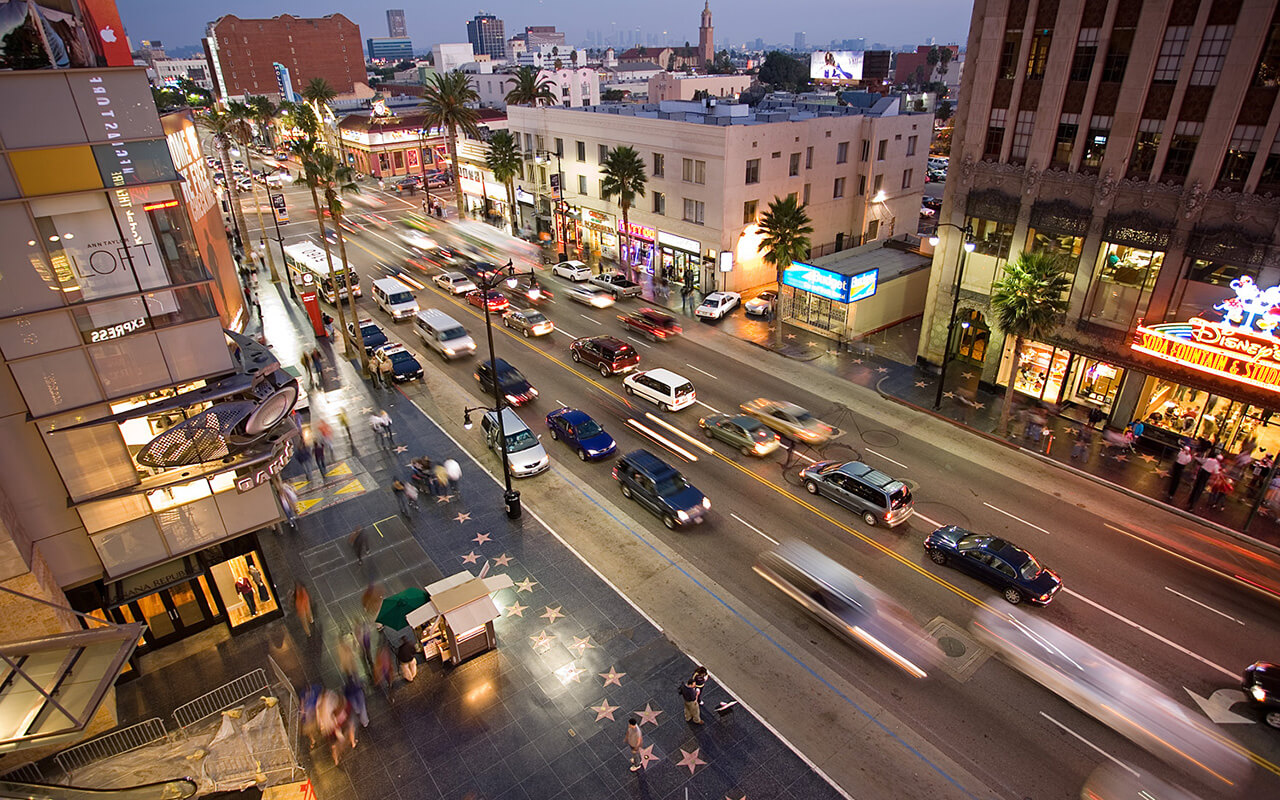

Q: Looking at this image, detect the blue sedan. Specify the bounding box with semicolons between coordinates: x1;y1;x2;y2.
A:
923;526;1062;605
546;408;617;462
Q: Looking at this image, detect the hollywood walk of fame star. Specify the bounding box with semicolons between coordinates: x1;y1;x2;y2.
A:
529;630;555;649
461;551;480;564
590;700;620;721
1140;453;1157;463
514;577;538;593
473;532;492;544
961;371;975;380
554;662;586;683
850;357;863;364
437;495;451;504
973;402;986;409
504;601;527;617
786;333;797;339
540;605;565;623
942;390;956;399
1154;469;1170;478
634;703;662;726
725;796;748;800
675;747;706;775
876;366;889;373
493;554;512;566
638;744;658;768
360;406;373;414
568;635;594;655
914;380;928;387
454;512;471;523
394;445;408;453
599;667;626;686
806;340;818;347
1114;453;1129;462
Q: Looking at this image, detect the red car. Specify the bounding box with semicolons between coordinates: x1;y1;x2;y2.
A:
618;308;682;341
466;289;509;312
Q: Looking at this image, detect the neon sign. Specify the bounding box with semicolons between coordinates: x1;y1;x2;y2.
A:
235;438;295;493
1132;318;1280;394
782;263;878;304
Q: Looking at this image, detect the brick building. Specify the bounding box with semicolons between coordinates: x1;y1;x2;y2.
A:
204;14;370;103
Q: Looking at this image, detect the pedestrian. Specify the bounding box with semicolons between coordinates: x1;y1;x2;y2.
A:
681;284;694;314
1087;406;1104;429
248;558;269;604
1168;445;1194;500
302;355;314;385
374;642;396;699
434;462;450;501
369;411;389;446
313;439;327;478
421;200;428;215
403;480;419;511
279;481;299;527
337;409;352;447
301;684;321;748
392;479;410;516
349;526;368;564
378;356;394;389
1187;452;1222;508
361;582;385;616
378;410;394;446
310;348;324;385
337;633;359;679
1070;426;1089;461
296;442;314;480
397;637;418;682
343;675;368;728
691;665;709;697
235;574;257;616
1207;469;1234;511
680;677;703;724
625;718;644;772
378;178;385;191
444;458;462;495
294;582;314;637
322;313;335;340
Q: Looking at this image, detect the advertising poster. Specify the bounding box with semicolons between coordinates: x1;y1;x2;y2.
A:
810;51;863;82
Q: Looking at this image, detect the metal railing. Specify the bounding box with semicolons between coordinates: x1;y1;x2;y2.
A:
172;669;268;731
53;717;169;775
0;762;46;784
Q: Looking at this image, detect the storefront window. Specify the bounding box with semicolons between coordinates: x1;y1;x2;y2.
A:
1004;339;1069;401
1086;243;1165;329
955;308;990;364
1069;359;1123;407
210;551;277;628
959;217;1015;296
1185;258;1260;287
780;285;845;334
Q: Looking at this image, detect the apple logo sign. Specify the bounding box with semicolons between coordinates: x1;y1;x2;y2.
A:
100;26;117;44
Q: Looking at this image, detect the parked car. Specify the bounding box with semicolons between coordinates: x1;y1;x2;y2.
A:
546;407;617;461
699;414;780;456
570;335;640;376
613;448;710;529
466;289;509;312
552;260;592;281
475;358;538;406
348;318;388;354
590;272;642;298
923;526;1062;605
919;206;937;218
481;407;549;477
619;308;682;341
922;196;943;211
695;291;741;321
1243;661;1280;729
371;344;424;382
740;398;836;444
424;170;450;188
744;290;776;317
502;307;555;337
800;460;914;528
433;271;477;295
564;285;616;308
623;368;696;411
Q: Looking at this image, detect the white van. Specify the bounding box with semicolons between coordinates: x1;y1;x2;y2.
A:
622;368;696;411
372;277;419;321
414;308;476;360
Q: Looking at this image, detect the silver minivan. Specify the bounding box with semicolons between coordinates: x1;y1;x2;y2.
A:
481;408;550;477
371;276;419;320
414;308;476;360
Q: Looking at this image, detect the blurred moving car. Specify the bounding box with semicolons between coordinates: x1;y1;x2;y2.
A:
744;290;777;317
972;608;1251;788
740;398;836;444
474;358;538;406
698;414;780;456
1079;763;1207;800
546;407;617;461
923;526;1061;605
510;280;553;305
433;271;477;295
466;289;509;312
800;460;914;527
590;272;642;298
552;260;592;281
613;449;710;529
502;307;555;337
754;541;934;678
371;344;424;382
564;285;616;308
570;336;640;376
348;318;388;354
619;308;682;341
1243;661;1280;728
696;291;741;320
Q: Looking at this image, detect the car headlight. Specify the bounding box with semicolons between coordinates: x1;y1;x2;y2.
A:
677;510;690;521
1250;684;1267;702
443;347;455;355
702;497;712;509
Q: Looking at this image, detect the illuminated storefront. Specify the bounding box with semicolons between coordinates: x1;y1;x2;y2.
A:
338;112;447;179
779;261;880;336
997;338;1127;411
618;220;657;272
573;207;617;261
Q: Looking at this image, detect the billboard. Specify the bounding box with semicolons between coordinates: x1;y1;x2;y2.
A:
810;50;863;82
783;262;878;304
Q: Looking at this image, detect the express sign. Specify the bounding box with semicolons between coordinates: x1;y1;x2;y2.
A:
1132;318;1280;394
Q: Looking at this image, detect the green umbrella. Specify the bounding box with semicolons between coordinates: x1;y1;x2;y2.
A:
375;587;430;630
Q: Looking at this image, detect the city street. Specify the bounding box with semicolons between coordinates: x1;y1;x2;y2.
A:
246;181;1280;799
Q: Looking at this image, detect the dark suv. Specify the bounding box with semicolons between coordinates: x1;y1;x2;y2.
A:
570;336;640;376
474;358;538;406
612;449;710;529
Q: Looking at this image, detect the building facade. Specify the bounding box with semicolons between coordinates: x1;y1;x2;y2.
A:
648;72;756;102
433;43;476;74
921;0;1280;455
507;98;927;301
204;14;369;103
368;37;414;62
699;2;715;67
387;9;408;38
473;68;600;110
467;13;506;60
151;58;214;92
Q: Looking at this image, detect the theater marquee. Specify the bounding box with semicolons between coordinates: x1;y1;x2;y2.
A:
1132;318;1280;394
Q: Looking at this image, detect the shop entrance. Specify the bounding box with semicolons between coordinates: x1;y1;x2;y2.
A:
113;577;222;651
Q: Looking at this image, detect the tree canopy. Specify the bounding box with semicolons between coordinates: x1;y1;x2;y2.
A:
757;51;810;93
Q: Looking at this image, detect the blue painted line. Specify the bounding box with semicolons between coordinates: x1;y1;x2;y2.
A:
553;462;983;800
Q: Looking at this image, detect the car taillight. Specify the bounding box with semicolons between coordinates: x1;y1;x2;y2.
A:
611;466;619;479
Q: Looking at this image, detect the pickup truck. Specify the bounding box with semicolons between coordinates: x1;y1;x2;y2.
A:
589;272;642;299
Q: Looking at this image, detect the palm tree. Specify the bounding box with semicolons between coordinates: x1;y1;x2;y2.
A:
504;66;557;107
485;130;522;236
758;195;814;348
600;146;647;279
422;71;481;219
301;77;340;156
227;100;282;284
291;138;368;374
989;251;1072;436
287;102;320;140
247;95;277;149
198;107;251;262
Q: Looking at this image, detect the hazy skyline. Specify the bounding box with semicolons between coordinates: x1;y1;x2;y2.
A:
116;0;971;52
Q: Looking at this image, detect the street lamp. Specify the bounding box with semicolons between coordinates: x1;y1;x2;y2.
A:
462;259;524;519
534;149;568;262
417;126;434;214
931;223;976;410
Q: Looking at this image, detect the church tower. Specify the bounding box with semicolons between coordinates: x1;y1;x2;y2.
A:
698;1;714;68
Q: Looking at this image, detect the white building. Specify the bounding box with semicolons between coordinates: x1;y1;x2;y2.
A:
506;97;928;299
515;46;587;71
151;58;214;92
472;68;600;110
432;43;475;74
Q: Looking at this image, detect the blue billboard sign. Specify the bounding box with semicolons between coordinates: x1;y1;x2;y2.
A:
782;262;878;304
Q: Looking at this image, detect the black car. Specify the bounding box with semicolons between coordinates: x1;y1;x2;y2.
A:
612;449;710;529
474;358;538;406
923;525;1062;605
348;318;388;354
1243;661;1280;728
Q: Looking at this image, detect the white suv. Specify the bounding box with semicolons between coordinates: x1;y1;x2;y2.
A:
623;368;696;412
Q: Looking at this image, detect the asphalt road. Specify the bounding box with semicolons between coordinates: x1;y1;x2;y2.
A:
244;176;1280;799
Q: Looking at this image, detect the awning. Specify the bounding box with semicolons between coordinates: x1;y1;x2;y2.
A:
375;587;430;630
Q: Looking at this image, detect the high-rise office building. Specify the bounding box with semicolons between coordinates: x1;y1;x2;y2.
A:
922;0;1280;445
387;8;407;38
368;37;414;61
467;13;506;60
794;32;806;51
204;14;367;102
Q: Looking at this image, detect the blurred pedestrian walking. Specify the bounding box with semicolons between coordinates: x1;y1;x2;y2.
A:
349;526;368;564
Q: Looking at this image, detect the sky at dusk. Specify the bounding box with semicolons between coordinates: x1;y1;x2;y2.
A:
114;0;972;52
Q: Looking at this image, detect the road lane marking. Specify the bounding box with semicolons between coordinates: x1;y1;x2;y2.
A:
731;513;779;545
686;363;719;379
1039;713;1139;777
1164;586;1245;625
643;412;714;454
1062;588;1237;680
1103;522;1280;602
695;399;722;414
555;400;567;407
865;448;908;469
913;511;943;529
626;418;698;462
554;326;581;339
981;502;1052;535
580;314;602;325
625;336;652;348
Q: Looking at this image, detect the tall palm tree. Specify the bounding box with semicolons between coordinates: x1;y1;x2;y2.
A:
600;146;647;279
227;101;282;284
301;77;341;157
287;102;320;140
758;195;814;348
247;95;277;148
422;71;481;219
504;66;557;107
291;138;368;373
990;251;1072;436
485;130;522;236
198;107;251;263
